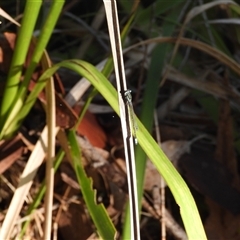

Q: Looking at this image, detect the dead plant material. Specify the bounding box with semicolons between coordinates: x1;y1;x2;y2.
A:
0;134;24;174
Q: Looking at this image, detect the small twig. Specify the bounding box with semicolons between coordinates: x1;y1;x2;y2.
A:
142;197;188;240
43;68;56;239
154;110;166;240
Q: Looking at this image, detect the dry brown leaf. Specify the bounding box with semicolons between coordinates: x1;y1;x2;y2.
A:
74;105;107;149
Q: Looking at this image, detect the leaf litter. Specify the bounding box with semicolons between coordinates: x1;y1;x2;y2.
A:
1;1;240;239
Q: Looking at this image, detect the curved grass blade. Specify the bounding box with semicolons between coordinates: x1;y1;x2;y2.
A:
21;59;206;239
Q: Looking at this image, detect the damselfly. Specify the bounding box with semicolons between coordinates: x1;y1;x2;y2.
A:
124;89;138;144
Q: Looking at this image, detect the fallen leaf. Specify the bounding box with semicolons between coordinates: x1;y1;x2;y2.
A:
74;105;107;148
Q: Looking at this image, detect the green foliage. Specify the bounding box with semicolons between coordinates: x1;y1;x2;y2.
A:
68;130;116;239
4;0;240;238
0;0;64;139
32;59;207;239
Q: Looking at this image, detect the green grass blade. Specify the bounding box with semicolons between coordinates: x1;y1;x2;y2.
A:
0;8;132;140
68;130;116;239
23;59;206;239
0;1;64;139
0;0;42;128
122;6;183;238
18;0;65;107
1;50;52;138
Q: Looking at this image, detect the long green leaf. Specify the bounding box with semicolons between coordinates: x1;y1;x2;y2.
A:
0;0;42;130
25;59;206;239
68;130;116;239
123;5;183;238
0;0;64;139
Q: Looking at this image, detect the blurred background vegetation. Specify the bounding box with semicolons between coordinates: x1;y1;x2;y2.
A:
1;0;240;239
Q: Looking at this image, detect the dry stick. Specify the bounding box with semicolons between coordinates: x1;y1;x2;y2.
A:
154;110;166;240
103;0;140;239
43;73;56;239
53;222;58;240
141;198;188;240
